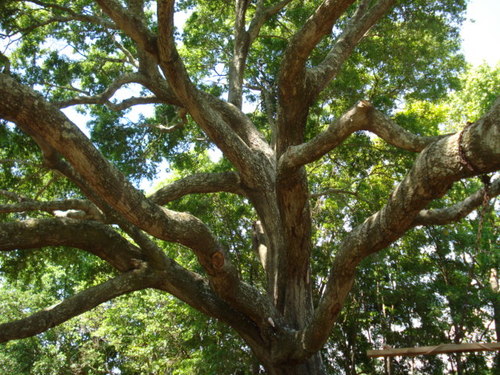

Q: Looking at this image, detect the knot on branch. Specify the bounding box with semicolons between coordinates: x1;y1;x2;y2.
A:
355;99;374;124
211;251;225;270
357;99;373;110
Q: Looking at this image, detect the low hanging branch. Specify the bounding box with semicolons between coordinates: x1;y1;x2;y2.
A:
0;265;157;343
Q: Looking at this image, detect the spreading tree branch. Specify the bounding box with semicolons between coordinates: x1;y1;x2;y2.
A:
53;73;165;109
228;0;293;108
155;1;274;188
118;223;174;271
149;172;245;205
279;100;445;172
275;0;359;156
279;100;371;170
279;0;356;96
413;178;500;226
95;0;158;57
92;0;183;109
23;0;118;30
0;73;238;292
15;2;180;110
0;265;156;343
0;198;104;220
286;97;500;362
56;95;164;111
153;264;267;349
275;0;396;158
0;73;275;329
156;0;196;102
308;0;396;97
0;218;145;272
0;217;266;347
368;108;446;152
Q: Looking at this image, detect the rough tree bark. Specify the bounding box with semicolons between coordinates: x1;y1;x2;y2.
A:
0;0;499;374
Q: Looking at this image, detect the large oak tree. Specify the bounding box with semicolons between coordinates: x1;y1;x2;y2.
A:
0;0;499;373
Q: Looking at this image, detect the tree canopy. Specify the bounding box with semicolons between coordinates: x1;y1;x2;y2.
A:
0;0;499;374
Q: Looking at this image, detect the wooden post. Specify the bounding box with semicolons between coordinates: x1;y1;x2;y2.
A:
382;345;394;375
384;356;393;375
367;342;500;358
369;342;500;374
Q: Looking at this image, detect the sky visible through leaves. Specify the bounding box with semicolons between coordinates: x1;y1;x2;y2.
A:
460;0;500;66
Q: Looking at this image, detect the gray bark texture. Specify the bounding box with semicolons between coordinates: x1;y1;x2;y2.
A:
0;0;499;373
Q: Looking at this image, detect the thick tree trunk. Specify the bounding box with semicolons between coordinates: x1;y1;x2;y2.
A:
263;353;326;375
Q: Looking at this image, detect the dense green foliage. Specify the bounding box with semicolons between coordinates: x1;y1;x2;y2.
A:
1;0;499;373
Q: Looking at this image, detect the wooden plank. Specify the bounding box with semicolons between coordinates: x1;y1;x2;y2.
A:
367;342;500;358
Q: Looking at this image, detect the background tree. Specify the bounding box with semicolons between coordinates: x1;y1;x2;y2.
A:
0;1;499;374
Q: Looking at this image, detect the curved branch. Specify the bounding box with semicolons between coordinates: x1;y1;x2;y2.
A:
95;0;158;57
56;95;163;110
0;218;144;272
153;266;267;349
276;0;356;135
0;266;156;343
10;17;83;37
278;100;371;171
110;33;139;67
53;73;164;109
279;0;356;93
156;2;274;187
279;100;445;171
149;172;245;205
288;97;500;362
308;0;396;97
413;178;500;226
118;223;174;271
108;96;165;111
0;198;104;220
368;108;447;152
228;0;293;108
155;0;267;157
23;0;118;29
0;218;266;347
156;0;195;102
276;1;395;157
118;223;275;347
20;3;179;109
